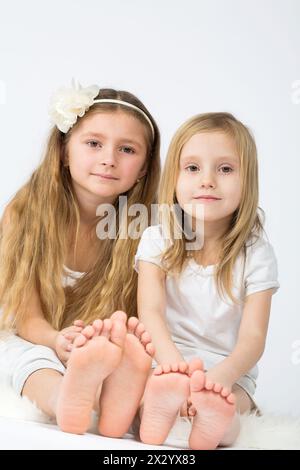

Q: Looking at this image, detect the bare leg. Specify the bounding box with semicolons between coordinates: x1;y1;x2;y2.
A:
22;368;63;419
98;316;154;437
139;362;192;445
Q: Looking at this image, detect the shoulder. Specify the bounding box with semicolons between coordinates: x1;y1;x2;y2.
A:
137;224;167;252
140;224;165;241
134;225;166;271
245;234;277;262
243;234;279;296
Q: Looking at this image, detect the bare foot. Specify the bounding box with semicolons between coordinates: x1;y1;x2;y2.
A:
98;316;154;437
139;362;190;445
189;370;236;450
56;315;126;434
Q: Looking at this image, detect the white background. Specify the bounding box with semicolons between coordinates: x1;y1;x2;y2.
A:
0;0;299;415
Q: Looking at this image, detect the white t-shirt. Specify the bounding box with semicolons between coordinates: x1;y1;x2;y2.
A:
134;225;280;383
62;265;85;287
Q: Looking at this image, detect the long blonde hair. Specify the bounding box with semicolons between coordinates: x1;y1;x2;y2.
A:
0;89;160;330
158;112;264;303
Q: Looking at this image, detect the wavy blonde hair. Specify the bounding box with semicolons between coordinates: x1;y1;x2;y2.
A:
158;112;264;303
0;89;160;330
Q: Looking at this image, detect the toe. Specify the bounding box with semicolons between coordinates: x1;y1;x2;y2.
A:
179;361;188;373
213;383;222;393
188;358;204;376
162;364;171;374
153;365;163;375
135;322;146;339
227;393;236;405
141;331;151;346
171;363;179;372
145;343;155;357
221;387;231;398
205;380;214;391
102;318;112;337
190;370;205;393
127;317;139;334
110;318;126;348
93;319;103;335
110;310;127;323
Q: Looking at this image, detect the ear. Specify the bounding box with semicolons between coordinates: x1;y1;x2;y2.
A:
138;161;148;179
138;168;147;179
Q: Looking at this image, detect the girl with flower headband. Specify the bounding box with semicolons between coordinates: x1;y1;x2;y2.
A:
0;81;161;437
134;113;280;449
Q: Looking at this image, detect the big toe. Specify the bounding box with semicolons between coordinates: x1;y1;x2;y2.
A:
111;310;127;323
190;370;206;393
188;358;204;376
111;315;127;348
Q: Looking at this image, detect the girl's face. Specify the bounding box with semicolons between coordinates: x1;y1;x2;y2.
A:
176;131;241;224
66;111;148;205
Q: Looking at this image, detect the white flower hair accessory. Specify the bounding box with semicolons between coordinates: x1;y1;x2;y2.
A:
49;79;155;138
49;79;100;133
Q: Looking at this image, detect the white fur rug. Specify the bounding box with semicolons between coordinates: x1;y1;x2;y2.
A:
0;382;299;450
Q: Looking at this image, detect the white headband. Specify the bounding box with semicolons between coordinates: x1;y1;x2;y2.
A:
93;99;155;139
49;80;155;139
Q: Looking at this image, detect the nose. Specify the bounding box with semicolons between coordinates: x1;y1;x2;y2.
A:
99;146;117;167
199;169;216;189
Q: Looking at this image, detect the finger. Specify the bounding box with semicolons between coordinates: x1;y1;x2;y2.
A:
61;338;72;351
64;332;81;342
74;320;85;327
63;326;83;334
81;325;95;339
73;333;88;347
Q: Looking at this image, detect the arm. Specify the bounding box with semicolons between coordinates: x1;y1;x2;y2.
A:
205;288;274;388
15;285;59;350
137;260;184;364
1;205;80;359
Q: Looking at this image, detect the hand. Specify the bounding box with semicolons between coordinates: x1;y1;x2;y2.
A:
73;319;85;328
54;325;83;365
205;368;234;391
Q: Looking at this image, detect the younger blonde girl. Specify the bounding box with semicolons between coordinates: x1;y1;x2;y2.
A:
135;112;279;449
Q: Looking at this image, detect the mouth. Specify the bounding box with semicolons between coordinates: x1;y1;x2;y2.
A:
91;173;119;180
193;196;222;201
